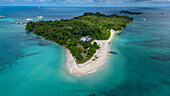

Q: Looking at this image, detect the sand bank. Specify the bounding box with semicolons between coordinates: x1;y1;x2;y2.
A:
66;30;116;76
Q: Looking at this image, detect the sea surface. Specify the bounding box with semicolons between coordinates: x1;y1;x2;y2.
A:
0;6;170;96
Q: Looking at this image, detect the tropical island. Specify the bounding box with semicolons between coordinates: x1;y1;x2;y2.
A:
120;11;143;15
25;12;133;76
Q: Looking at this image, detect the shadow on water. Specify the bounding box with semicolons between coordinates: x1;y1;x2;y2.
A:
149;52;170;61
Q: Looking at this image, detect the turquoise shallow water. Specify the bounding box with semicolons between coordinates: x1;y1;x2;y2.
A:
0;6;170;96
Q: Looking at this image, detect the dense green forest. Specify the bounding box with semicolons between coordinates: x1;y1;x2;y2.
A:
120;11;143;15
25;12;133;63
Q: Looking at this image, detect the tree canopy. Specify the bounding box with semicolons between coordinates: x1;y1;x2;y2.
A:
25;12;133;63
120;11;143;15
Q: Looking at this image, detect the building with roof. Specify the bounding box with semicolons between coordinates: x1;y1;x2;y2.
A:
80;35;91;41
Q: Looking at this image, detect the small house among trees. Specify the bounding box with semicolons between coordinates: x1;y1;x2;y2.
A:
80;35;91;41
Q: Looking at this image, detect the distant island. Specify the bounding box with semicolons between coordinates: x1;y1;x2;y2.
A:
25;12;133;75
120;11;143;15
36;6;42;9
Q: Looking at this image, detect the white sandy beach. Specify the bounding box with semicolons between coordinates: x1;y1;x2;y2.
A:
66;30;116;76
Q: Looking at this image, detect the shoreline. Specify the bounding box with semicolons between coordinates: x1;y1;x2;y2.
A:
66;30;116;76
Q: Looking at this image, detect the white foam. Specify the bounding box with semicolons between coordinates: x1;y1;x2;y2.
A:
86;70;97;75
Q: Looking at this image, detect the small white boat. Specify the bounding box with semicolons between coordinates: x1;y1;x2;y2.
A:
141;18;146;21
26;18;32;21
37;16;43;19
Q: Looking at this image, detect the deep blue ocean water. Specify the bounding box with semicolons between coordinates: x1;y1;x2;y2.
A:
0;6;170;96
